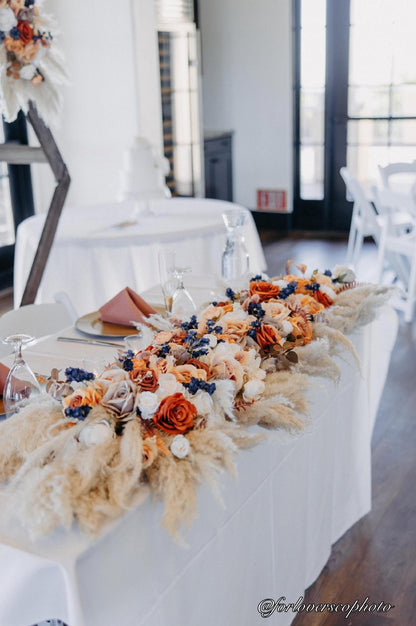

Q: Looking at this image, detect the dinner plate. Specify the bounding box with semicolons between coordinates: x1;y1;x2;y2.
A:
75;311;140;338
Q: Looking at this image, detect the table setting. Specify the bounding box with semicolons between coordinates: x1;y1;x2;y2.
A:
0;244;398;625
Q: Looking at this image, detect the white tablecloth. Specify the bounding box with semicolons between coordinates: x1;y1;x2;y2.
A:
0;306;398;626
14;199;266;315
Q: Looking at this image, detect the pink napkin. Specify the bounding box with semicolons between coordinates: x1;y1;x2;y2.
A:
99;287;157;327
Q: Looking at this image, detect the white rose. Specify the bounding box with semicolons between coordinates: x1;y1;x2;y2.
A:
137;391;160;420
332;265;355;283
157;373;182;398
0;8;17;32
320;284;337;300
203;333;217;348
78;421;114;447
170;434;190;459
272;279;288;288
243;379;266;402
191;389;213;416
19;65;37;81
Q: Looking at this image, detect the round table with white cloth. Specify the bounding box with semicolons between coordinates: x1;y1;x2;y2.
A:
14;198;267;316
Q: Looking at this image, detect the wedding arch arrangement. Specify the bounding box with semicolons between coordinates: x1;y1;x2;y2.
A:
0;0;66;123
0;264;391;540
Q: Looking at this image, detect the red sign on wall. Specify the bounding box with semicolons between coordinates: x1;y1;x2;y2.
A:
257;189;287;212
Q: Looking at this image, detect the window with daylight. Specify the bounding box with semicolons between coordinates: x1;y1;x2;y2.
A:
293;0;416;231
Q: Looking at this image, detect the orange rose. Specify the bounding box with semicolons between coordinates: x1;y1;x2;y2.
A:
299;295;325;315
290;315;313;345
130;368;159;392
256;324;282;350
17;20;33;45
153;392;196;435
313;290;333;308
186;358;210;375
4;37;24;56
249;281;280;302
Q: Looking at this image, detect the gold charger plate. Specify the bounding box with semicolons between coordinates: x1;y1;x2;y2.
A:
75;311;140;338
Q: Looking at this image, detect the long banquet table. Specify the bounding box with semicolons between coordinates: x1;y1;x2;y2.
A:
13;198;266;315
0;306;398;626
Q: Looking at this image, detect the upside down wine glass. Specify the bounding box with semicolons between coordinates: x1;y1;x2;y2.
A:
221;209;250;291
3;334;41;416
171;267;197;319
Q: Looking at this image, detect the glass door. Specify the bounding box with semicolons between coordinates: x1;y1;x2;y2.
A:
294;0;416;231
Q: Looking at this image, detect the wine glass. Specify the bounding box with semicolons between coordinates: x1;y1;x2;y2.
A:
158;249;179;314
171;268;197;319
221;209;250;290
2;334;41;416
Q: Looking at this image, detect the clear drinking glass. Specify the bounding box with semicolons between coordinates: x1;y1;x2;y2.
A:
158;249;179;314
221;209;250;290
171;268;197;319
2;334;41;415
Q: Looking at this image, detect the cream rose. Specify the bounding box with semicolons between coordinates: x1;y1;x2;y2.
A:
137;391;160;420
243;379;266;402
332;265;356;283
191;389;213;416
263;301;291;320
157;373;183;398
170;434;190;459
78;421;114;447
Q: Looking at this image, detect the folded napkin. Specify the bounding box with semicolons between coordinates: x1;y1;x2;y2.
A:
99;287;157;327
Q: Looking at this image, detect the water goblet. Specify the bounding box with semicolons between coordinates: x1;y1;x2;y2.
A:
2;334;41;416
171;268;197;319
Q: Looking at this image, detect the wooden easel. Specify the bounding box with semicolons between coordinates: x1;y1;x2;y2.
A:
0;100;70;306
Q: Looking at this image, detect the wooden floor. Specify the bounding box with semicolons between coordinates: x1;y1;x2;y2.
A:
262;235;415;626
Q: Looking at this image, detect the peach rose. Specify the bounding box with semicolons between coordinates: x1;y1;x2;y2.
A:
153;392;196;435
262;301;291;320
222;318;250;342
290;315;313;345
171;364;207;384
299;295;325;315
256;324;282;351
210;357;244;391
153;331;174;345
63;386;101;410
186;358;210;375
4;37;24;56
249;281;280;302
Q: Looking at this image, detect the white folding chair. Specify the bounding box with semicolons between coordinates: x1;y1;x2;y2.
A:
378;160;416;193
340;167;413;269
374;187;416;322
0;301;74;357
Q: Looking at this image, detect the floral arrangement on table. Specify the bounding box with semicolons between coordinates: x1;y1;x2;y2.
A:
0;263;391;540
0;0;66;122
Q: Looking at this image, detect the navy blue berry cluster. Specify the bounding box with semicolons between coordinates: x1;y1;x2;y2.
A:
184;331;210;357
181;315;198;331
225;287;237;301
250;275;263;282
65;367;95;383
248;319;262;339
157;344;171;357
183;376;216;395
206;319;223;334
305;283;320;293
248;302;265;318
64;405;92;421
279;281;298;299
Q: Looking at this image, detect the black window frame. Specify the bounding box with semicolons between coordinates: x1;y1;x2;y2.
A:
0;111;35;290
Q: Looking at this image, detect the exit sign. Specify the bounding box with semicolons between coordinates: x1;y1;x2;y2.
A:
257;189;287;212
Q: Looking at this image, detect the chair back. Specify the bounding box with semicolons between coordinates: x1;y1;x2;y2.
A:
378;160;416;192
0;302;73;357
372;186;416;217
340;167;379;236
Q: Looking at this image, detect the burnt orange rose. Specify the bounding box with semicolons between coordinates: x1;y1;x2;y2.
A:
249;281;280;302
130;368;159;392
187;358;210;375
153;392;196;435
17;20;33;44
313;290;333;308
256;324;282;350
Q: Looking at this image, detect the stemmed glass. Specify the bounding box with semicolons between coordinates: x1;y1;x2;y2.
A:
2;334;41;416
171;268;197;318
221;209;250;290
158;249;179;314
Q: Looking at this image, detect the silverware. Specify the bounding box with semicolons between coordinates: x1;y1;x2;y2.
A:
57;336;123;348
